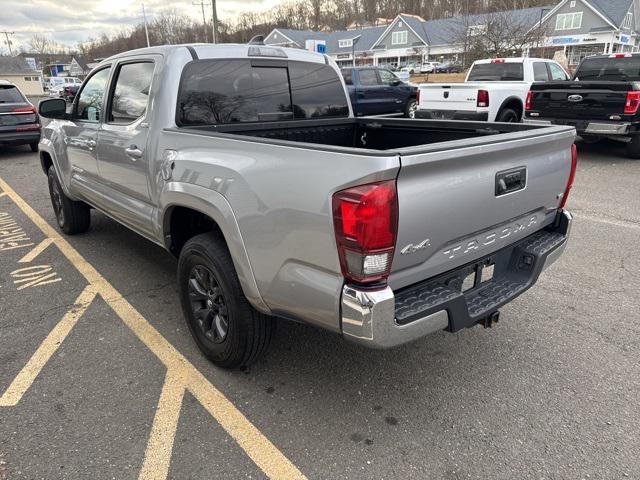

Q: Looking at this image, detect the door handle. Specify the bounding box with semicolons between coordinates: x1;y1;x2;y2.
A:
86;139;97;149
125;145;143;160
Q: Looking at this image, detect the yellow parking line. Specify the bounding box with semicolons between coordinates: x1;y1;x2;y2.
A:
0;284;97;407
139;371;185;480
0;176;307;480
19;238;54;263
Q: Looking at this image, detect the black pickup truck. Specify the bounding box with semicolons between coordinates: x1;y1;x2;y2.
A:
525;53;640;158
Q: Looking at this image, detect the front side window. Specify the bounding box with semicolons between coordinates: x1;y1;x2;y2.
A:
548;62;569;80
178;60;348;125
378;69;399;85
76;67;111;122
341;70;353;85
555;12;583;30
391;31;408;45
108;62;154;124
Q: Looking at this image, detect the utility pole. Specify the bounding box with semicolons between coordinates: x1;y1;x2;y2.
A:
193;0;209;43
211;0;218;44
1;31;15;55
142;3;150;47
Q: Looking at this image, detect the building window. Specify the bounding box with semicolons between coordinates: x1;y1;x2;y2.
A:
570;0;575;7
391;31;408;45
467;24;487;36
338;39;353;48
555;12;583;30
623;12;633;29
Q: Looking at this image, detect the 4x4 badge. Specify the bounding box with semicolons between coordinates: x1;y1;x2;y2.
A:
400;238;431;255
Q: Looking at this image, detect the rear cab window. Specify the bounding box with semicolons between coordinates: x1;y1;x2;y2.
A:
177;59;349;125
467;62;524;81
574;56;640;81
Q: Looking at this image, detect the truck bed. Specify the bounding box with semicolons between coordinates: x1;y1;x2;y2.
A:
178;117;559;154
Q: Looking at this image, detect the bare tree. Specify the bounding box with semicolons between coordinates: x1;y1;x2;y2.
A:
28;34;52;54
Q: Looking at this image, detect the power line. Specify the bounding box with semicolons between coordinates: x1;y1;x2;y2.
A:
1;31;15;56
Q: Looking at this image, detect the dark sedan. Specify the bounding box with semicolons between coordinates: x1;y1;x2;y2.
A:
0;81;40;152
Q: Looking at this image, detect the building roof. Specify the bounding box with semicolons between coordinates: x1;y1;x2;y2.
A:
268;6;553;54
0;56;39;75
588;0;633;27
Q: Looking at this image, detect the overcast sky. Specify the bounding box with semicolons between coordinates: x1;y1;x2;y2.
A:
0;0;282;53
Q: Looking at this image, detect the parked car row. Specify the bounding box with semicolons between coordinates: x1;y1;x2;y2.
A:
0;80;40;152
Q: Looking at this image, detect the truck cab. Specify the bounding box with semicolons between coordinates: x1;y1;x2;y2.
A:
341;66;418;118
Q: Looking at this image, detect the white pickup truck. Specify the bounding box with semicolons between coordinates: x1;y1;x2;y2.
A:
416;57;570;122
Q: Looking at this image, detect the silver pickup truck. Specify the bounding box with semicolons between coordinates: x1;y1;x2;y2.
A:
36;43;576;368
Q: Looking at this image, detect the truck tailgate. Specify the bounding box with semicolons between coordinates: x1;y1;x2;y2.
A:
530;81;630;120
418;84;480;111
389;127;575;291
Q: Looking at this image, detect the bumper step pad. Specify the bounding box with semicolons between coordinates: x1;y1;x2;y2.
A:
394;228;567;330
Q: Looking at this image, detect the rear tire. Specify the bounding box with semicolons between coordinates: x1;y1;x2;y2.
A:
496;108;519;123
626;135;640;159
29;143;38;152
406;99;418;119
47;166;91;234
178;233;273;369
580;135;602;144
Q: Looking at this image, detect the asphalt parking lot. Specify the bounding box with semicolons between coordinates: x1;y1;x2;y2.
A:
0;140;639;479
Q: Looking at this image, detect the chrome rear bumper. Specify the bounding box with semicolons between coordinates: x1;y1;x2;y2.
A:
340;210;572;348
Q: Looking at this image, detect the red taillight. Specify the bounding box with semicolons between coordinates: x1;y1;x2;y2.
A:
559;143;578;209
13;105;36;114
16;124;41;131
477;89;489;108
491;58;505;64
416;89;420;104
525;91;533;111
332;180;398;284
624;91;640;114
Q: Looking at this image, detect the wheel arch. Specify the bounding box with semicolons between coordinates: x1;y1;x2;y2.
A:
496;96;524;121
160;186;270;314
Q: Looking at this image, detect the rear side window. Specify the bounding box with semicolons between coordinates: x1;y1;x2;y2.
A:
108;62;155;124
0;85;25;103
467;62;524;81
178;59;348;125
575;56;640;81
533;62;549;81
358;69;379;86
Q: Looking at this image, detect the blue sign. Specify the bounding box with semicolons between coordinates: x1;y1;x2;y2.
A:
317;43;326;54
552;37;579;45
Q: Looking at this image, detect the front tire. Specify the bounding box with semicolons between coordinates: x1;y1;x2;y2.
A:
47;166;91;234
178;233;273;368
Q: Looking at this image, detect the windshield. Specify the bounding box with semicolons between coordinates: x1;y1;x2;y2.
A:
467;63;524;81
574;56;640;81
0;85;25;103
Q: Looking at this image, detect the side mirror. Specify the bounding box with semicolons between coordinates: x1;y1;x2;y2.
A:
38;98;67;119
391;79;402;86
